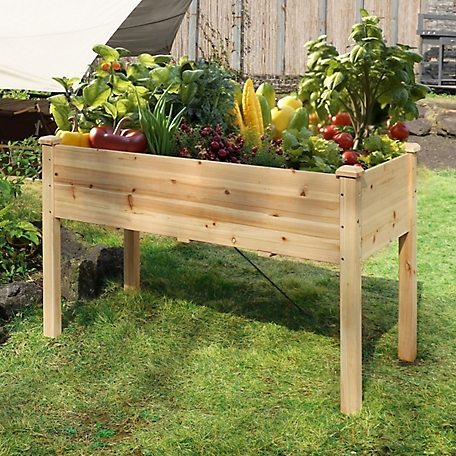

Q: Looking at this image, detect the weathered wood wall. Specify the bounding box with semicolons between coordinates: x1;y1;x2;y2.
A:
171;0;423;78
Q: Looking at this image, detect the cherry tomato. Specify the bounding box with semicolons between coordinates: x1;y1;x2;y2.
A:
112;61;121;71
342;151;360;165
319;125;338;140
100;62;110;71
389;122;410;140
331;112;351;126
333;132;354;149
309;113;320;125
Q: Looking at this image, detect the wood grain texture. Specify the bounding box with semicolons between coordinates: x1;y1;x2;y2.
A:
52;145;341;263
338;171;363;415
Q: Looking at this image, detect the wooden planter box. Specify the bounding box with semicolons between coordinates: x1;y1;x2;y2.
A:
39;135;419;414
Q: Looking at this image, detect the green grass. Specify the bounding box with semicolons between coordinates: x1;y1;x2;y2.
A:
1;168;456;455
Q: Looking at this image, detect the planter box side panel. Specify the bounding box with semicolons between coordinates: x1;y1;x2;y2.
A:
53;146;341;263
360;153;413;260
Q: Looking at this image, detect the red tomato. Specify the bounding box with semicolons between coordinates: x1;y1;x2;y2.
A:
333;132;354;149
319;125;338;140
389;122;410;140
342;151;360;165
112;61;121;71
100;62;110;71
331;112;351;126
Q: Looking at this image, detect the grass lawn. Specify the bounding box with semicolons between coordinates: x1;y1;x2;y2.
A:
0;165;455;455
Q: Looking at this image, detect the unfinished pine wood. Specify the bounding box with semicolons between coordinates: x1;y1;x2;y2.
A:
337;165;364;415
38;137;419;415
398;152;418;362
124;230;140;290
360;153;412;259
40;136;63;338
51;145;342;264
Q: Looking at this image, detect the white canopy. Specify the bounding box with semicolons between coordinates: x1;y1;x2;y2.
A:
0;0;192;92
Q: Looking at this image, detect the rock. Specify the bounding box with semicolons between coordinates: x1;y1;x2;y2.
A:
406;118;432;136
60;229;124;302
436;110;456;136
0;282;43;320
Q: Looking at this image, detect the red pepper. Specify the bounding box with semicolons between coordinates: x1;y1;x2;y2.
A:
89;117;147;153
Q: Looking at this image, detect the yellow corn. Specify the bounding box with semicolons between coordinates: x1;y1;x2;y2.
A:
242;78;263;137
230;99;245;134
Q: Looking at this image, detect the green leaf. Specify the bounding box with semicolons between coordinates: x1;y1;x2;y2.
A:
48;93;69;107
127;63;150;80
350;44;367;63
138;54;157;67
52;77;80;92
50;104;71;131
324;72;344;90
116;47;130;58
102;102;118;121
391;87;409;107
181;69;204;84
111;74;132;95
70;95;85;111
92;44;119;62
82;79;111;108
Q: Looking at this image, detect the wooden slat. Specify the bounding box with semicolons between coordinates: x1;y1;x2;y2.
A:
360;154;412;259
52;145;341;263
54;184;341;264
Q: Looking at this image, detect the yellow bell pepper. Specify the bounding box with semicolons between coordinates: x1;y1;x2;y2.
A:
56;115;91;147
56;130;90;147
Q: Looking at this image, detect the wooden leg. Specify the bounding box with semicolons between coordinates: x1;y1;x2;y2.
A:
398;151;418;362
41;141;62;337
338;167;364;414
398;230;417;361
124;229;140;290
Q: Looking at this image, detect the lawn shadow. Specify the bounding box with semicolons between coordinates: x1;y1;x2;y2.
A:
136;238;423;364
58;236;424;407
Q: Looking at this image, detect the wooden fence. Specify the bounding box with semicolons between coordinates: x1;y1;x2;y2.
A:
171;0;422;77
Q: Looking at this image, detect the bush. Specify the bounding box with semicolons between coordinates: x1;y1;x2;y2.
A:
0;137;42;283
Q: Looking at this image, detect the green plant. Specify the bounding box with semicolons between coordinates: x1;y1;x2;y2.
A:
281;127;343;172
298;9;429;147
0;138;42;282
137;86;186;156
0;180;41;283
49;45;207;134
0;137;42;196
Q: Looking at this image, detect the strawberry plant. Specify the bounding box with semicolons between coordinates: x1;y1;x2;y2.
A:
298;9;429;148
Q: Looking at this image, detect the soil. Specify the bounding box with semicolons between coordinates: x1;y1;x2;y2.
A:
407;97;456;171
410;134;456;170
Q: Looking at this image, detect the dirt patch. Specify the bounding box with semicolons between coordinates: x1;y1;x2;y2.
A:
406;98;456;171
410;134;456;170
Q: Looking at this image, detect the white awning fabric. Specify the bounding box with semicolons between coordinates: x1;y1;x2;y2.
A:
0;0;192;92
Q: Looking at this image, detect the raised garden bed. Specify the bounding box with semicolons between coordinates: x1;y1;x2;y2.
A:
39;135;419;414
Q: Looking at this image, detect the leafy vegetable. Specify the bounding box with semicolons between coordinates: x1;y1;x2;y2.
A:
282;128;343;173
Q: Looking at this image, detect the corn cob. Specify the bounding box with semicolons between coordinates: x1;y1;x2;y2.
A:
242;78;263;136
230;99;245;134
